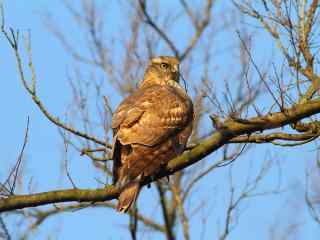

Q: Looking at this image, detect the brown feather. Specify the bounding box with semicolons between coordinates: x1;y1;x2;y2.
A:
110;56;194;213
117;182;140;213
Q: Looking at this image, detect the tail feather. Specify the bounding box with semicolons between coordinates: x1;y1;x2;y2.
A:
117;182;140;213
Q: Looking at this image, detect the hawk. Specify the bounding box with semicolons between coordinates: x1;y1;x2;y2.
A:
111;56;194;212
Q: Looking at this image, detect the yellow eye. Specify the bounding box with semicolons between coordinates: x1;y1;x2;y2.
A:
160;63;169;69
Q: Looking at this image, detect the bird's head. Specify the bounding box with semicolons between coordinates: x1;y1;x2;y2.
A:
141;56;180;87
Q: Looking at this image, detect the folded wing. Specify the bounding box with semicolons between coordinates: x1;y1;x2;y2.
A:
111;85;193;183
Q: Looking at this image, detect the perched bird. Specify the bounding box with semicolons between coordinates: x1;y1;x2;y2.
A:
111;56;194;212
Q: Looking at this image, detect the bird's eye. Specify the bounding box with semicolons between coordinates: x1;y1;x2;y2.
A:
160;63;169;69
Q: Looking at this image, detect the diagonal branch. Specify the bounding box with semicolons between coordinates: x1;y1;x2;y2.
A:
138;0;179;57
2;97;320;212
180;0;213;61
1;117;29;197
1;25;108;147
0;215;10;240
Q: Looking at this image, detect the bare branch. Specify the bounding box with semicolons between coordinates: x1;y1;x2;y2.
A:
1;117;29;197
138;0;179;57
19;202;166;235
0;215;11;240
2;27;108;147
156;182;175;240
170;183;190;240
180;0;213;61
229;132;319;145
2;97;320;212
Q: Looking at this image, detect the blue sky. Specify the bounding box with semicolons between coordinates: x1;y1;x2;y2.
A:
1;1;320;239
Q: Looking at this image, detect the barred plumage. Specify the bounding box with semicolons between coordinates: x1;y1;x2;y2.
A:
111;56;194;212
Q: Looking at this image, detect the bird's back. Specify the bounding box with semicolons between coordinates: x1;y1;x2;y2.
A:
110;55;193;212
112;84;193;184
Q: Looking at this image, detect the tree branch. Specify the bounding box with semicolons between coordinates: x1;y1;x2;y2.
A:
156;182;175;240
2;97;320;212
138;0;180;57
1;26;108;147
229;132;319;144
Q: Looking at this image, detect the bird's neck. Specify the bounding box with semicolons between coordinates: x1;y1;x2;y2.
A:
139;78;185;92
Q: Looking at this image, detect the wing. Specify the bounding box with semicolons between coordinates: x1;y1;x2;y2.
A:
112;85;193;146
111;85;193;184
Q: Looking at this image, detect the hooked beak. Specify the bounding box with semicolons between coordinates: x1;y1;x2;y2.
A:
172;64;179;73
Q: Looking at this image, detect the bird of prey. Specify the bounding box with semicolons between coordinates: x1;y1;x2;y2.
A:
111;56;194;212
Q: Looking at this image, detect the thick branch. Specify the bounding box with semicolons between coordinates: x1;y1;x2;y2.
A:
0;187;118;212
2;98;320;212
